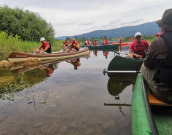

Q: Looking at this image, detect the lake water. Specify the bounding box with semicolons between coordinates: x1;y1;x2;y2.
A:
0;50;135;135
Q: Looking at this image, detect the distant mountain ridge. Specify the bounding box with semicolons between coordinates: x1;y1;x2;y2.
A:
56;22;161;39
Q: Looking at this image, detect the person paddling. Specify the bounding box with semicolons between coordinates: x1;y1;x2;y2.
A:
103;37;109;45
62;39;69;52
129;37;133;43
93;40;99;46
69;38;80;51
128;32;149;59
141;8;172;104
36;37;51;54
85;38;92;46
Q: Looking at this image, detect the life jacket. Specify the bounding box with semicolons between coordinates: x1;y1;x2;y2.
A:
86;40;91;45
93;41;98;45
71;41;79;50
63;41;68;46
41;42;51;53
129;38;133;42
154;31;172;85
120;38;123;42
132;40;148;55
104;39;109;45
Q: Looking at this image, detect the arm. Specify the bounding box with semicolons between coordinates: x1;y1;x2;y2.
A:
129;49;142;58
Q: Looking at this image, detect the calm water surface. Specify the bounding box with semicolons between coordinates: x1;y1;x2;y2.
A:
0;50;135;135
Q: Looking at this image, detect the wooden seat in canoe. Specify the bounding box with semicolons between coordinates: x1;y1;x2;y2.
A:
148;93;172;106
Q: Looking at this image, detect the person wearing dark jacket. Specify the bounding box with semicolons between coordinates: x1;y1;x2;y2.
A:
141;8;172;103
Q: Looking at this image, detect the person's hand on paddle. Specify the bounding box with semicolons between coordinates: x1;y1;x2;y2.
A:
134;54;142;58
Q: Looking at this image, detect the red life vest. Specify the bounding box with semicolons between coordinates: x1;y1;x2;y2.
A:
93;41;98;45
71;41;79;50
120;38;123;42
133;40;148;55
86;40;91;45
41;42;51;53
104;39;109;45
129;38;133;42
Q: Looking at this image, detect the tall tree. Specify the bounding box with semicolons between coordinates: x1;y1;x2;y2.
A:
0;6;55;43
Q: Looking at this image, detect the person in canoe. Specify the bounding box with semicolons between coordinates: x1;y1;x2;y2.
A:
62;39;69;52
103;37;109;45
69;38;80;51
93;40;99;46
119;37;124;43
129;37;133;43
85;38;92;46
128;32;149;59
36;37;52;54
141;9;172;104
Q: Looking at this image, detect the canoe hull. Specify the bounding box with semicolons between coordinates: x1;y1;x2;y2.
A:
81;45;119;50
8;47;89;63
131;74;172;135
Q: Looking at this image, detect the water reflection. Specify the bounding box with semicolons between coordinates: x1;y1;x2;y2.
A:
107;74;136;99
0;51;133;135
93;50;98;56
103;51;109;59
104;74;137;116
0;55;89;101
40;64;55;77
66;58;81;70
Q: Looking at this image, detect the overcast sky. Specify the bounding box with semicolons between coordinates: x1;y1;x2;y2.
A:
0;0;172;37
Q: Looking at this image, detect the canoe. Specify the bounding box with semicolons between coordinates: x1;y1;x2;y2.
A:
8;47;89;63
107;55;143;77
131;73;172;135
113;42;131;46
80;45;119;50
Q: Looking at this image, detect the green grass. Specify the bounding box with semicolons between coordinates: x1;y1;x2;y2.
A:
0;31;64;60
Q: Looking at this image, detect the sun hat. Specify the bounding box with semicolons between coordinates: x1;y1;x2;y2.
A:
135;32;142;37
40;37;45;42
156;9;172;30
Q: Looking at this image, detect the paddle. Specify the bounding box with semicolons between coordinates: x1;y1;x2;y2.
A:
103;69;140;75
104;103;131;106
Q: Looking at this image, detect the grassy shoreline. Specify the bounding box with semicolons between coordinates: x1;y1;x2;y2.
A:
0;32;64;60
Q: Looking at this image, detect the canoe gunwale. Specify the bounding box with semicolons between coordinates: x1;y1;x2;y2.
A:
8;47;89;58
142;78;159;135
8;47;89;63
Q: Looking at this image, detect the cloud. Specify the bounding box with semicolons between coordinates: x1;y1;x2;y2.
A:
1;0;172;37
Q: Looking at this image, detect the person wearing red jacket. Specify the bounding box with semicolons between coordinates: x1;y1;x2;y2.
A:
128;32;149;58
36;37;51;54
103;38;109;45
69;38;80;51
93;40;99;46
85;38;92;46
129;37;133;43
119;37;124;43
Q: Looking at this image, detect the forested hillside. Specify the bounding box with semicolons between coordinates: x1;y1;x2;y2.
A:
57;22;161;39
